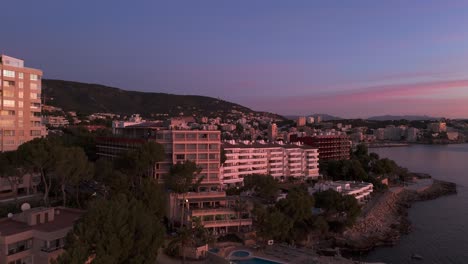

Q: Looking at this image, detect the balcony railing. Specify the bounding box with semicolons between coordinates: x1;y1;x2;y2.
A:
41;245;64;253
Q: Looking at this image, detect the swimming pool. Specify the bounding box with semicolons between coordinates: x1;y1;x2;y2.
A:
208;248;220;254
232;257;282;264
230;250;251;258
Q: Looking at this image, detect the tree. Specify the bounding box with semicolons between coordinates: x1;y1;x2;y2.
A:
55;146;94;207
0;151;25;205
165;161;202;227
53;194;165;264
233;198;249;232
254;206;293;241
18;138;58;206
115;141;165;187
243;174;279;202
276;187;314;223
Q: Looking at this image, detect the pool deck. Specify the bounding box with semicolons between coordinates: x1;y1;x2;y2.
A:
223;244;356;264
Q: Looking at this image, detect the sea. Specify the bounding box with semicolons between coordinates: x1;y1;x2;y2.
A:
363;144;468;264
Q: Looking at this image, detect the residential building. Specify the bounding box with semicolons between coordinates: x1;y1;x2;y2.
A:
296;116;306;127
267;123;277;142
42;116;69;128
310;181;373;204
291;135;351;161
316;116;322;123
406;127;419;142
306;116;315;124
221;141;320;186
384;125;401;141
96;126;251;233
1;55;46;152
0;173;40;201
428;122;447;133
0;206;83;264
373;128;385;141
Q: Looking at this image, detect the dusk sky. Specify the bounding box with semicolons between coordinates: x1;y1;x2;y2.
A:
3;1;468;118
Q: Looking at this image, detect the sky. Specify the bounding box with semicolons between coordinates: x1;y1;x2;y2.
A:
2;0;468;118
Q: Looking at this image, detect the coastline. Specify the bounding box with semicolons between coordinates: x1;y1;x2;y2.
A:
334;178;457;253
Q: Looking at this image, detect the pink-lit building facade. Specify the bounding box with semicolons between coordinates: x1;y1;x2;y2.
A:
0;207;83;264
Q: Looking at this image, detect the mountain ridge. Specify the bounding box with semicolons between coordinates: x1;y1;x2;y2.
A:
42;79;284;120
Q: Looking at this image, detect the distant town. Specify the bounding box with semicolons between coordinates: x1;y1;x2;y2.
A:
0;54;463;264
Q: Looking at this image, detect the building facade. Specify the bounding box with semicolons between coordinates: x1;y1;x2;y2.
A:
0;206;82;264
0;55;46;152
291;135;351;161
221;141;320;186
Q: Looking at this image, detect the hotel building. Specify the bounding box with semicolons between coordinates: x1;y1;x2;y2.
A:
291;134;351;161
96;123;253;233
0;206;83;264
221;141;320;186
309;181;374;204
0;55;46;152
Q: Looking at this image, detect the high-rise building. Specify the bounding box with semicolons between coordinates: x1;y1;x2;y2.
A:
291;134;351;161
0;55;46;152
316;116;322;123
221;141;320;186
267;123;277;142
297;116;306;126
307;116;315;124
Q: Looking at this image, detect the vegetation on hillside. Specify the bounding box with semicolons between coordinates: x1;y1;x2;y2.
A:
42;79;255;117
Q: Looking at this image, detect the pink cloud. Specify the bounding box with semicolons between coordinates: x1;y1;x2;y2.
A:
241;79;468;118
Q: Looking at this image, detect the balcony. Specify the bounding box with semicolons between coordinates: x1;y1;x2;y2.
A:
201;218;253;228
41;245;64;253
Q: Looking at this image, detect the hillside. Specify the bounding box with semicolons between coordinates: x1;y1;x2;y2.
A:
367;115;440;121
42;79;276;118
285;113;343;121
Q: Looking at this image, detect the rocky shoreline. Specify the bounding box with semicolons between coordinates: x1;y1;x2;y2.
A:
334;178;457;253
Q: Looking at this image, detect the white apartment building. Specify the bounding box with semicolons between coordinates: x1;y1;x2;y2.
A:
310;181;374;204
221;141;320;186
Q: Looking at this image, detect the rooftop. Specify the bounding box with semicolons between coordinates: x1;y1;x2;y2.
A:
0;207;83;237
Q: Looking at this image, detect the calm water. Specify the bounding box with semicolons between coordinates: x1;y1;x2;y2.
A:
364;144;468;264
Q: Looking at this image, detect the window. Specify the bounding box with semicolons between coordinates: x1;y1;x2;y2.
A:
175;133;185;139
0;120;15;127
209;134;219;139
209;173;219;180
30;130;41;136
4;140;15;145
209;163;218;169
198;153;208;160
30;83;38;89
187;144;196;150
2;100;15;107
18;72;24;79
31;121;41;127
3;70;15;78
18;110;23;117
187;154;196;160
175;144;185;150
3;80;15;87
30;74;39;81
209;154;218;160
3;90;14;97
18;81;23;89
198;144;208;150
186;133;196;139
31;102;40;109
199;133;208;139
18;101;23;107
4;130;15;136
18;91;23;98
7;238;33;255
30;92;37;99
0;110;15;116
209;144;219;150
176;154;185;160
31;111;41;117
